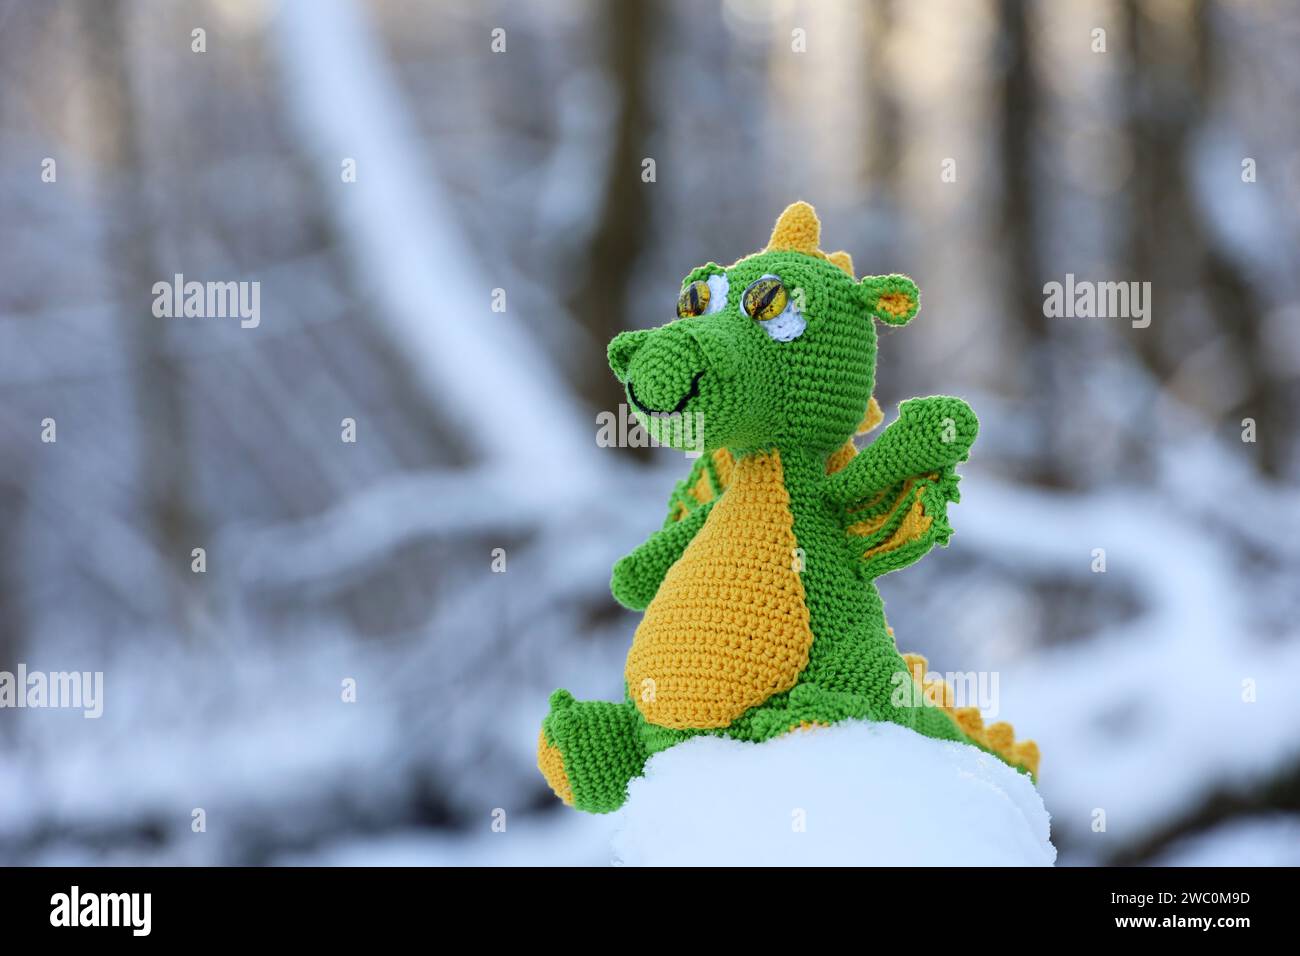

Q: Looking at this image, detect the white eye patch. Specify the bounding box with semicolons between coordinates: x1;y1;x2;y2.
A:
759;294;806;342
704;273;729;314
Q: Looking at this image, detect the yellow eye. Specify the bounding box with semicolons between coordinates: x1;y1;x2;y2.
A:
677;280;711;318
742;276;787;321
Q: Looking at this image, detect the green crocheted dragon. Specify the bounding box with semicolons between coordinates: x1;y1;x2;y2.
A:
538;202;1038;813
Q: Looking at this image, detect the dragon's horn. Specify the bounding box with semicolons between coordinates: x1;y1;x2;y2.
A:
827;250;854;277
766;201;822;256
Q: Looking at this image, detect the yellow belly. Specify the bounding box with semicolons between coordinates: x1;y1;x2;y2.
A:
625;450;814;729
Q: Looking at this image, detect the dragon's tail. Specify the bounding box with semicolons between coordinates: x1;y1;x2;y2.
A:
900;652;1041;780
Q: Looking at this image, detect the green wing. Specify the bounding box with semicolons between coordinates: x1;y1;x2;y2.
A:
661;449;735;526
826;396;977;580
843;468;963;579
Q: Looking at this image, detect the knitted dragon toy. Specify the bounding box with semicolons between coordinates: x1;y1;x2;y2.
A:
538;201;1039;813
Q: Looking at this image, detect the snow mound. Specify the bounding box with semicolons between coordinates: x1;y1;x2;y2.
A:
613;720;1055;866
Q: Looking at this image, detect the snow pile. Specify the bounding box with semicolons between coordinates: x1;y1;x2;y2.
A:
612;720;1055;866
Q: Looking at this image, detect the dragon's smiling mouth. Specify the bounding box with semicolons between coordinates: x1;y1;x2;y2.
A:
626;370;705;416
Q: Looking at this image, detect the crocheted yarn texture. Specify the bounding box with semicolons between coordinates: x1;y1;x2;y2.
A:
538;201;1039;813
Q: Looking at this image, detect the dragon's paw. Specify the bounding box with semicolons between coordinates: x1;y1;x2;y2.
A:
609;553;654;611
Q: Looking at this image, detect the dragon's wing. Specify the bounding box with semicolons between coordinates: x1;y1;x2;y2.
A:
831;396;977;580
662;449;735;526
843;467;963;579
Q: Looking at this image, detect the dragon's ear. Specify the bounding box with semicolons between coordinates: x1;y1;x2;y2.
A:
860;274;919;326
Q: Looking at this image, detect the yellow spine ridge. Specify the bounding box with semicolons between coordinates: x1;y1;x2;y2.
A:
1013;740;1042;778
924;678;955;710
955;707;984;737
901;652;1040;777
985;721;1015;756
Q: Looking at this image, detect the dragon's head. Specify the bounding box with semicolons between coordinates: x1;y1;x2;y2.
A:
608;201;919;455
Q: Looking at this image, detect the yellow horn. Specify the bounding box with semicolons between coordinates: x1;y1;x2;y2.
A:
827;250;854;277
766;201;822;256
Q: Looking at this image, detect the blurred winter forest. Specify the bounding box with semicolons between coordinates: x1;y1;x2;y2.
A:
1;0;1299;867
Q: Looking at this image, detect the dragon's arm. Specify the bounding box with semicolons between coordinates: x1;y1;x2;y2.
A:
610;500;713;611
824;396;978;507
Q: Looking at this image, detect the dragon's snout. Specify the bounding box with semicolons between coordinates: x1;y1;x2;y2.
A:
607;329;649;381
609;325;713;415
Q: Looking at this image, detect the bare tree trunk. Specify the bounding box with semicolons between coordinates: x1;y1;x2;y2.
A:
1123;0;1282;475
856;0;905;278
79;0;203;636
0;479;24;693
1122;0;1201;388
996;0;1069;488
0;10;36;692
566;0;655;417
862;0;901;201
1191;1;1289;477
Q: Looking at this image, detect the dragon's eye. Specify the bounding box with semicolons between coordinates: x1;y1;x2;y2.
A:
677;274;728;318
742;276;788;322
677;280;711;318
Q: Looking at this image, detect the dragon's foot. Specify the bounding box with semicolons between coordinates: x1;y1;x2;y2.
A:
537;691;647;813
